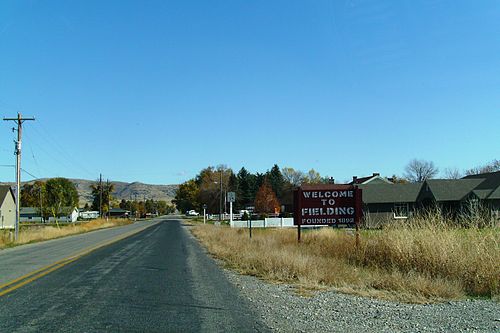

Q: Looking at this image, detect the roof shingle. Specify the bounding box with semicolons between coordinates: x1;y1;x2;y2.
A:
358;183;422;204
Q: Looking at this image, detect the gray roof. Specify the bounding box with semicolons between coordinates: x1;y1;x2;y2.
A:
472;189;493;200
358;172;500;204
463;171;500;189
425;179;484;201
358;183;423;204
109;208;129;213
488;186;500;199
0;185;13;204
20;207;40;215
21;206;76;215
463;171;500;199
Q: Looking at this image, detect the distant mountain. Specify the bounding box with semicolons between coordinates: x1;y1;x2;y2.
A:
2;178;178;207
71;179;179;206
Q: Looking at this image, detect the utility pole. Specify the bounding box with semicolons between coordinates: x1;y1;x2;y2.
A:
99;174;103;218
3;113;35;241
39;186;43;223
219;169;223;222
107;179;111;219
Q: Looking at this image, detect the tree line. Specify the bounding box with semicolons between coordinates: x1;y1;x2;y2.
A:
21;177;175;220
173;165;331;215
117;199;175;217
174;159;500;215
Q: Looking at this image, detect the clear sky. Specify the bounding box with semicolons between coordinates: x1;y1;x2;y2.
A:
1;0;499;185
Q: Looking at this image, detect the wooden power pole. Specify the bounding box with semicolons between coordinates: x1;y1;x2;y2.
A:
99;173;103;218
3;113;35;241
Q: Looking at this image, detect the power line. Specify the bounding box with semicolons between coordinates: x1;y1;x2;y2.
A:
21;168;38;179
0;165;38;179
30;146;42;179
32;120;95;177
23;131;75;175
24;124;97;179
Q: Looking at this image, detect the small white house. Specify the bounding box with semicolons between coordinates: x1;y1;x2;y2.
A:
0;186;16;229
48;207;79;223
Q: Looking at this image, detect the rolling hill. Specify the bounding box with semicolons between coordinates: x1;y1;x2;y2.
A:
2;179;178;207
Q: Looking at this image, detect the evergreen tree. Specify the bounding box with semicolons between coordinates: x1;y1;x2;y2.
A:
237;167;254;208
267;164;285;200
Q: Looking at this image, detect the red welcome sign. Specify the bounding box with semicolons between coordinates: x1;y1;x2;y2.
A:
294;184;362;226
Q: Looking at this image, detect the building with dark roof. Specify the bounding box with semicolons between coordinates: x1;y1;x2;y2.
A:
358;183;423;226
20;207;44;223
350;173;393;185
359;171;500;226
108;208;130;218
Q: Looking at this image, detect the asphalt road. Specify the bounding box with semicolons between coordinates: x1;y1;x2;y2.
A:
0;219;269;332
0;219;161;285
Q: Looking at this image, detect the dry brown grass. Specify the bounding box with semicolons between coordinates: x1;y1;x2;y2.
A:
0;218;131;249
190;216;500;303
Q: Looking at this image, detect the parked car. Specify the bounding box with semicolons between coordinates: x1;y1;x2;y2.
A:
186;210;200;216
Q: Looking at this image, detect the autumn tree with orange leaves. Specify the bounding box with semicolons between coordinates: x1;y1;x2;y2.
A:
254;180;280;214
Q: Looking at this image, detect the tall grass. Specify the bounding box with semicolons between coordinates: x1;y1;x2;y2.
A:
0;219;131;249
191;213;500;303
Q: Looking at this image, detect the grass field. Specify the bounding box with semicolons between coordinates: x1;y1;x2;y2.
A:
191;216;500;303
0;218;131;249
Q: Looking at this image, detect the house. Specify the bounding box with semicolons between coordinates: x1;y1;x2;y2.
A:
47;207;79;223
358;171;500;226
0;186;16;229
20;207;44;223
462;171;500;212
108;208;130;218
416;179;485;214
350;173;393;185
358;182;423;227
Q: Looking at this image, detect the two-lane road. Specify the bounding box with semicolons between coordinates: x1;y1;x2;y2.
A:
0;219;269;332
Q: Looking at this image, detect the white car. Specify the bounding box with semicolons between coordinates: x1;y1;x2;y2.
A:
186;210;200;216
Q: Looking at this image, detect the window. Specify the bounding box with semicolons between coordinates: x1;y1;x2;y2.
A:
394;203;409;219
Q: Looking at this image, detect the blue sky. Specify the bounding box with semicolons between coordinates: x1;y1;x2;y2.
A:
1;0;499;185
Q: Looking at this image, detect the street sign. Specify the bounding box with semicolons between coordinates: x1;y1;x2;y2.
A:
227;192;236;202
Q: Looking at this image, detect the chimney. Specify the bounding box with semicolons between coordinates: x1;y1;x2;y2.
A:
373;173;380;177
352;176;358;184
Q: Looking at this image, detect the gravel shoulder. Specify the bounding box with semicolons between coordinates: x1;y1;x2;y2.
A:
222;266;499;333
184;221;500;333
185;220;500;333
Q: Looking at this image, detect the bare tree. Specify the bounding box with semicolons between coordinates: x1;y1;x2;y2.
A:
404;159;438;183
281;167;306;186
443;167;463;179
465;159;500;175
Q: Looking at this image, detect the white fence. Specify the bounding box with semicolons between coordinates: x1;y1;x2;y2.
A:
231;217;294;228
